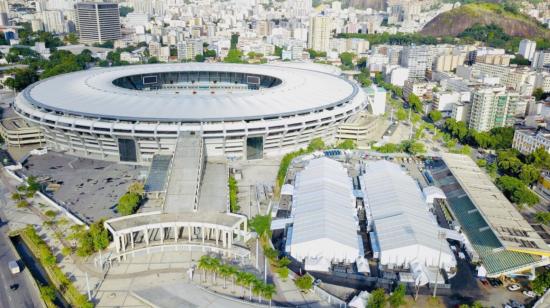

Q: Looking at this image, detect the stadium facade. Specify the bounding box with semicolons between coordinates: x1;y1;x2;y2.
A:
14;63;366;163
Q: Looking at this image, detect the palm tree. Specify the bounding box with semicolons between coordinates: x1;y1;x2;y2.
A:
218;264;231;289
252;279;264;303
227;266;238;292
245;273;257;301
262;284;276;307
198;255;211;283
235;271;248;298
210;257;221;285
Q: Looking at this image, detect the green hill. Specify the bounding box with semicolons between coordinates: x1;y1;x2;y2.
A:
421;2;550;40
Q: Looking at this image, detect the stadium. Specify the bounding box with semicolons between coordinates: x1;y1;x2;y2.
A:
14;63;366;163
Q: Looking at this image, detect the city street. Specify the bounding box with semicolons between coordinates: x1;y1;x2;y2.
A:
0;216;43;308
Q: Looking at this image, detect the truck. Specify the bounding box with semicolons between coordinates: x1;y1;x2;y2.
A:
8;260;20;274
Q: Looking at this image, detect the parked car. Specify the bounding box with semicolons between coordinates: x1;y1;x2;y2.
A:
8;260;20;275
522;290;536;298
507;284;521;291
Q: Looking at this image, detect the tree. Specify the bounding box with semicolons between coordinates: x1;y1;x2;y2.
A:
401;140;425;155
147;56;159;64
367;288;387;308
533;88;545;101
389;284;406;308
262;283;276;307
117;192;141;215
377;143;401;153
229;176;239;212
497;150;523;176
39;285;56;303
249;215;272;240
519;164;540;185
4;68;39;91
127;181;144;195
224;49;243;63
198;255;211;283
307;137;325;152
408;93;422;113
64;33;79;45
194;54;205;62
396;108;407;121
534;212;550;226
527;147;550;170
473;132;494;149
337;139;356;150
339;52;355;69
428;110;442;122
531;271;550;295
294;275;313;292
496;176;539;206
89;220;109;251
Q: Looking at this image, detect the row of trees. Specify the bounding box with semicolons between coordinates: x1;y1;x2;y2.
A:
366;286;407;308
374;140;426;156
229;175;240;213
11;176;40;208
443;119;515;150
116;182;144;215
4;48;96;91
275;137;356;189
21;225;93;308
197;255;277;305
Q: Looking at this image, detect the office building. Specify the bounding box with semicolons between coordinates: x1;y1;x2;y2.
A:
76;2;121;44
307;15;331;53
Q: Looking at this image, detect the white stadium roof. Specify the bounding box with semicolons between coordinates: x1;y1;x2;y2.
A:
18;63;357;122
289;157;361;265
362;161;455;270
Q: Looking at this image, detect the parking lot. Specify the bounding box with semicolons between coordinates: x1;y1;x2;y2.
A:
20;152;146;223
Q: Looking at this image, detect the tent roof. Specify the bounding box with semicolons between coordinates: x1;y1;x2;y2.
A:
363;161;453;258
290;157;359;256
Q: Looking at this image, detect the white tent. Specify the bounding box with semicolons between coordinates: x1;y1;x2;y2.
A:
423;186;446;204
288;157;360;270
362;161;456;272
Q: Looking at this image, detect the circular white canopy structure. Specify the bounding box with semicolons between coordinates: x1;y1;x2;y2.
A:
18;63;357;122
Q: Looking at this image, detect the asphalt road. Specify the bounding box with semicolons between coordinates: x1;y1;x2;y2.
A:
0;173;43;308
0;219;43;308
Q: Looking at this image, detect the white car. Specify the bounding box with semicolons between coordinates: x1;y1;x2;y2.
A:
523;290;536;298
507;284;521;291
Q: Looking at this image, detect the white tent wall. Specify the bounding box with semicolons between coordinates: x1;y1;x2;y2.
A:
379;244;457;272
290;238;362;264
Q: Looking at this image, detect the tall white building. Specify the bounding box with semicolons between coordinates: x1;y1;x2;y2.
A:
42;10;65;33
76;2;121;44
177;40;203;61
0;0;9;26
532;50;550;70
469;87;519;132
400;45;431;80
307;15;331;53
519;39;536;61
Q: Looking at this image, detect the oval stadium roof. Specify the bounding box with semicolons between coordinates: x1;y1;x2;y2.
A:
17;63;357;122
